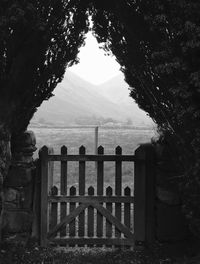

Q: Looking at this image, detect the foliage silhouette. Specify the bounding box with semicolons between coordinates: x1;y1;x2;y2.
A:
0;0;200;238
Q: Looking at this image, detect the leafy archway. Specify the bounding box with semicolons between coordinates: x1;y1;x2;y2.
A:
0;0;200;237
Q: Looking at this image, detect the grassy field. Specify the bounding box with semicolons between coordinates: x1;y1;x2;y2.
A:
31;127;156;193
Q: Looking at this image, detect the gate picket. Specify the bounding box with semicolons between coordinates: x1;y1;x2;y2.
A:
69;186;76;237
88;186;94;237
49;186;58;234
97;146;104;238
106;186;113;238
79;146;86;238
115;146;122;238
60;146;67;237
124;187;131;229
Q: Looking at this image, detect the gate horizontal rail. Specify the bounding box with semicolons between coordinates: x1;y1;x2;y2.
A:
47;154;136;162
48;196;134;203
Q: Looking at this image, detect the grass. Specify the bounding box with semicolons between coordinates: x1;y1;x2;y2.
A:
32;127;156;155
1;242;200;264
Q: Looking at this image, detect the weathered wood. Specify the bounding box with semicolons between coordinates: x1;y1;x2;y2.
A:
134;145;146;246
47;154;136;162
88;186;94;237
48;196;134;203
69;186;76;237
50;237;134;247
60;146;67;237
50;237;134;246
32;158;41;240
48;202;88;239
115;146;122;238
79;146;86;237
39;146;49;246
97;146;104;238
40;144;136;248
49;186;58;234
144;145;156;245
61;146;68;194
124;187;131;229
134;144;157;246
106;186;113;238
92;202;134;240
48;147;54;191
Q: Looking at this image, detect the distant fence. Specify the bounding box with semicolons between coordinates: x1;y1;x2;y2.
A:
36;143;156;248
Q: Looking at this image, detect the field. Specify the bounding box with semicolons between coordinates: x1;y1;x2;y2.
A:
31;127;157;193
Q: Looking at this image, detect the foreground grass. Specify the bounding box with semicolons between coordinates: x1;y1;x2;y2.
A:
0;243;199;264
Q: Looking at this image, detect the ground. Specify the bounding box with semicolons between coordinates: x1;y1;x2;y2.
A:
0;242;200;264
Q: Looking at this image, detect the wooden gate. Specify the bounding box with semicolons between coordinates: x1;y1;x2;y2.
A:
38;144;156;248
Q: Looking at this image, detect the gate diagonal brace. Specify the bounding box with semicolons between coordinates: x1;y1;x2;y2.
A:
47;203;89;239
90;201;134;240
48;201;134;240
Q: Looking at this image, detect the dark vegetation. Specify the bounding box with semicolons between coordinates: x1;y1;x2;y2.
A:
0;242;199;264
0;0;200;259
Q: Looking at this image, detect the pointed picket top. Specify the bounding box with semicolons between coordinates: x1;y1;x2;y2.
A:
61;145;67;155
79;145;86;154
124;186;131;196
115;146;122;155
88;186;94;196
106;186;113;196
50;186;58;196
98;145;104;154
70;186;76;196
39;145;49;158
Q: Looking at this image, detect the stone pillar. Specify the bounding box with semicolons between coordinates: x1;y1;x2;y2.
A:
134;143;156;247
2;131;37;242
155;143;188;241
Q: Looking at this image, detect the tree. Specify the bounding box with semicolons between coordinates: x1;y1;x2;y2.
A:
89;0;200;236
0;0;90;229
0;0;200;238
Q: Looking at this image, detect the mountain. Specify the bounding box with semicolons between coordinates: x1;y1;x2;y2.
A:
94;73;153;124
31;71;153;127
95;73;131;104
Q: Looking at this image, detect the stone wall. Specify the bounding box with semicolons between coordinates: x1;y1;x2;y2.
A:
2;131;37;242
154;143;189;242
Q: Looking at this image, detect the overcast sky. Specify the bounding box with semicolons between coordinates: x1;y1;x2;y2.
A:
67;32;122;85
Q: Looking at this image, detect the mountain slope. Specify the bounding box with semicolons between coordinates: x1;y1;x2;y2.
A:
31;71;153;127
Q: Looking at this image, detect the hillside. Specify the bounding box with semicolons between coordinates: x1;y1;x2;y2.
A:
31;71;153;127
95;73;150;119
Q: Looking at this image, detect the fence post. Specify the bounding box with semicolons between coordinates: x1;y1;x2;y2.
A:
134;143;156;247
39;146;49;247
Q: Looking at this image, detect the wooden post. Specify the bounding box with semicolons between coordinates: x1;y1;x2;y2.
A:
134;143;156;247
32;158;41;239
39;146;49;247
94;126;98;155
48;147;54;191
